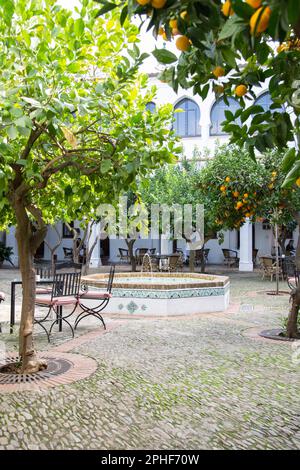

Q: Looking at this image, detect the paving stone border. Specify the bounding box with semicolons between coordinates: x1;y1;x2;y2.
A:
241;326;300;344
0;322;124;394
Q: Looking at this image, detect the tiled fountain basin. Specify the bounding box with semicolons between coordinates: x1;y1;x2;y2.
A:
81;272;230;316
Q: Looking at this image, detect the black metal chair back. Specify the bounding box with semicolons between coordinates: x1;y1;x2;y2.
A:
50;262;82;299
107;264;115;294
51;271;81;298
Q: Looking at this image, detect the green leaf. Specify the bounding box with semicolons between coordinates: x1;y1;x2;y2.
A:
241;105;264;123
100;159;112;174
7;126;17;140
288;0;300;25
120;5;128;26
95;2;118;18
281;148;296;173
152;49;178;65
74;18;84;37
282;161;300;188
219;16;246;41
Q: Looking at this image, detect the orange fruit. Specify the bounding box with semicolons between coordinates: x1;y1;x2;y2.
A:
250;6;271;36
235;84;248;97
151;0;167;9
137;0;150;5
213;66;225;78
220;185;226;192
158;27;165;36
236;201;243;209
175;35;191;52
243;193;248;198
169;19;178;29
233;191;239;198
296;177;300;187
245;212;251;217
221;0;234;17
162;32;168;41
268;183;274;189
272;171;277;177
246;0;262;8
225;176;230;182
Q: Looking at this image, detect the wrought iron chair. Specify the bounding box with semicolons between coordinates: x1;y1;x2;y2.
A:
75;264;115;330
222;249;239;267
118;248;130;263
63;247;73;261
34;262;82;341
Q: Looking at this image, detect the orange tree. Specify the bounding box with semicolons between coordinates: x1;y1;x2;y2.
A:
199;146;300;235
198;145;300;337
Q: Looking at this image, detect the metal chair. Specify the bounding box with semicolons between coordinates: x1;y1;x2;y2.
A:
75;264;115;330
34;262;82;341
118;248;130;263
222;249;239;267
63;247;73;261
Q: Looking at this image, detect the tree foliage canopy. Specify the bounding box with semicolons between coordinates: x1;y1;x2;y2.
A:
0;0;181;232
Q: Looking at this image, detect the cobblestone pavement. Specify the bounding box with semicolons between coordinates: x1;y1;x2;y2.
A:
0;267;299;449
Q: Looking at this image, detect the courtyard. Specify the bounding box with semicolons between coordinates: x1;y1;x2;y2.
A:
0;267;299;450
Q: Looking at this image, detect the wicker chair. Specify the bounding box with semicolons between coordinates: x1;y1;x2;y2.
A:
141;254;159;272
259;256;284;282
222;249;239;267
135;248;149;265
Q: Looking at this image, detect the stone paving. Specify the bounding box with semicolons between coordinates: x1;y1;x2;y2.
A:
0;267;299;449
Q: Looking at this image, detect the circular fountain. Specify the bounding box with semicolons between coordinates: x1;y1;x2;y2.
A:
81;271;230;316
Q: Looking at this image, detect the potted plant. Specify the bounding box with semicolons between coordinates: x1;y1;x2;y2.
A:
0;242;14;267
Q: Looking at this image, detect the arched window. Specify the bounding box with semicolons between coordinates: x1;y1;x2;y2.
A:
254;92;273;112
146;102;156;113
174;98;201;137
210;97;240;135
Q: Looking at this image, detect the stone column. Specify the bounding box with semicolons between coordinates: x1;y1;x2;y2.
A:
88;223;102;268
160;236;170;255
239;219;253;272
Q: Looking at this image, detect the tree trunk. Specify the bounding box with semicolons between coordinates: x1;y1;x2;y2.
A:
286;213;300;338
189;249;195;273
126;239;136;272
286;288;300;338
14;201;47;373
